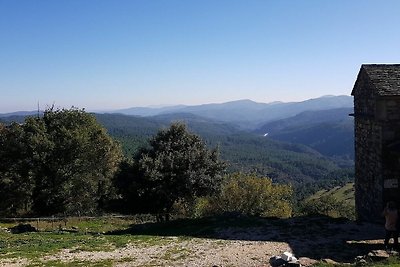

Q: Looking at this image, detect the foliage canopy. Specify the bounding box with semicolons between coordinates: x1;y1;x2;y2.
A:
0;108;122;216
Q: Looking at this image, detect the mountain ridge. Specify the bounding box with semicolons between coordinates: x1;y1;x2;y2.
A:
1;96;353;127
111;95;353;130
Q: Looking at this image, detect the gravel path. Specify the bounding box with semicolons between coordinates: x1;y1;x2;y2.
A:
43;238;291;267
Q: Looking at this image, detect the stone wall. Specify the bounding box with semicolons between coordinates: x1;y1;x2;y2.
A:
353;70;382;221
354;117;383;221
353;76;400;221
353;70;376;116
380;97;400;207
352;65;400;222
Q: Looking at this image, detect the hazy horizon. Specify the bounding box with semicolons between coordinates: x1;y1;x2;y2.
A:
0;94;352;114
1;1;400;113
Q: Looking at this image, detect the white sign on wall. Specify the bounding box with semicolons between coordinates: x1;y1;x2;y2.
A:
384;179;399;189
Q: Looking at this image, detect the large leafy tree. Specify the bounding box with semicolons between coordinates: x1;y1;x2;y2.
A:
0;119;53;216
0;122;36;216
118;122;226;220
0;108;123;216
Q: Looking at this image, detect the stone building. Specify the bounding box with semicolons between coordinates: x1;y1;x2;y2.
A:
351;64;400;222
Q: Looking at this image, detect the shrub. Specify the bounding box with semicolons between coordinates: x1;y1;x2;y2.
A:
300;195;355;220
194;173;293;218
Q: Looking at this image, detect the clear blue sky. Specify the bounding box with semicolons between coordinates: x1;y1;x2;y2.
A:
1;0;400;112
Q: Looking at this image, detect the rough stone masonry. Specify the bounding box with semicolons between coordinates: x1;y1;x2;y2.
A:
351;64;400;222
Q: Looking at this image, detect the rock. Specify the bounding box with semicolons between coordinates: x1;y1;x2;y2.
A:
270;253;301;267
322;258;339;265
0;226;10;233
281;252;296;262
356;259;368;266
270;256;287;267
355;255;369;266
388;250;399;256
367;250;390;261
287;261;301;267
9;223;37;234
299;257;318;267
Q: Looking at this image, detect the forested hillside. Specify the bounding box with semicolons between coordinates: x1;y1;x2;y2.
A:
95;113;349;185
94;113;161;156
255;108;354;161
0;115;26;124
256;108;353;134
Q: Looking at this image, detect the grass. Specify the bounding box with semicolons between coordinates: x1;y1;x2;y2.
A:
309;183;355;207
314;257;400;267
372;257;400;267
0;231;130;258
26;259;114;267
0;216;201;266
0;216;170;261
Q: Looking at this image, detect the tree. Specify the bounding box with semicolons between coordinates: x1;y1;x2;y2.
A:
0;123;36;216
0;108;123;216
34;108;123;215
123;122;226;220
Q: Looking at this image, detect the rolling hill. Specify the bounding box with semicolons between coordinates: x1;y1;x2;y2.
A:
255;108;354;161
94;112;346;184
308;183;355;207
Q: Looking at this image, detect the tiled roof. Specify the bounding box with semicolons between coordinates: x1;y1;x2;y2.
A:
358;64;400;96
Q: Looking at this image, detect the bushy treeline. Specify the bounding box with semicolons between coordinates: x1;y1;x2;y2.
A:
0;108;353;220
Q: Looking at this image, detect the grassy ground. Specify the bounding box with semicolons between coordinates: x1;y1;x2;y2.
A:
0;216;171;266
308;182;355;207
0;215;398;267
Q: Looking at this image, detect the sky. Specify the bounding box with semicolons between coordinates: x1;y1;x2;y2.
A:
1;0;400;113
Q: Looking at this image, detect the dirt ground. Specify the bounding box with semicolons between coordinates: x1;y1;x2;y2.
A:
0;216;386;267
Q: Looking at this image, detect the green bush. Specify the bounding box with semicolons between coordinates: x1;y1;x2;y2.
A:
300;195;355;220
194;173;293;218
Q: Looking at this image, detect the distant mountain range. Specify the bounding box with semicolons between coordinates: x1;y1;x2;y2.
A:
0;111;41;117
111;95;353;129
1;95;353;128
